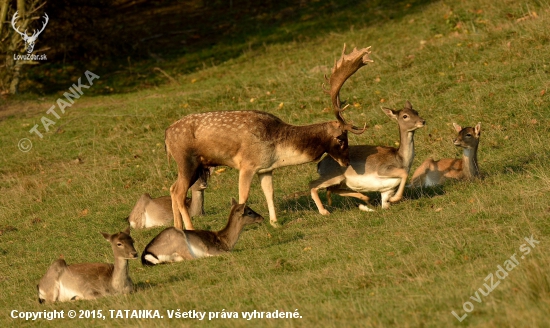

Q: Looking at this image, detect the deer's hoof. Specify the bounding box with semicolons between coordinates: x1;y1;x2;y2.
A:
270;220;282;228
389;196;401;203
358;204;374;212
319;209;331;216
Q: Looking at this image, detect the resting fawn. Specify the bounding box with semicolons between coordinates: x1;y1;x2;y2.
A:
310;101;425;213
141;199;263;265
37;227;138;303
410;122;481;187
128;168;211;229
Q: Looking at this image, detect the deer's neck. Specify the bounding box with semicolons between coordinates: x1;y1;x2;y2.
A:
272;123;334;166
111;257;131;292
462;147;479;178
397;130;416;172
216;220;244;251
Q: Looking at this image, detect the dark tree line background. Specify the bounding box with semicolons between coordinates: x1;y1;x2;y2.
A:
3;0;362;95
42;0;324;62
2;0;425;95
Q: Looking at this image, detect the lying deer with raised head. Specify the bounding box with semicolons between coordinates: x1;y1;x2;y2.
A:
166;45;372;230
128;168;211;229
37;227;137;303
410;122;481;187
141;198;263;265
310;101;425;213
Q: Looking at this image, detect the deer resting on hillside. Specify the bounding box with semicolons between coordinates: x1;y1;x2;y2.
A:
37;227;138;303
128;168;211;229
165;45;372;230
141;198;263;265
410;123;481;187
310;101;425;213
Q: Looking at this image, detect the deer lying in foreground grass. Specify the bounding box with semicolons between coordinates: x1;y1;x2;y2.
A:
410;123;481;187
310;101;425;213
128;169;211;229
165;45;372;230
37;227;137;303
141;198;263;265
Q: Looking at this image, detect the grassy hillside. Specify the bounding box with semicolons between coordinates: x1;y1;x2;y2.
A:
1;0;549;326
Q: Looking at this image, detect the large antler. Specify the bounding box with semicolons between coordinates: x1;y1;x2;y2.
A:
325;44;373;134
29;13;49;42
11;11;27;39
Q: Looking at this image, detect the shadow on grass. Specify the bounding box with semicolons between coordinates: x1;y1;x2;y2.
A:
134;270;194;290
501;152;542;175
403;185;446;200
21;0;438;96
133;281;161;293
278;185;447;218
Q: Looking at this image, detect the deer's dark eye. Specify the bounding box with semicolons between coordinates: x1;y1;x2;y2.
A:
466;134;472;137
403;115;408;119
117;243;123;247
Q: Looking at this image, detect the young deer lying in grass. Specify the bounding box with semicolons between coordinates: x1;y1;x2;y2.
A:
128;168;211;229
141;198;263;265
37;227;138;303
165;45;372;230
310;101;425;213
410;122;481;187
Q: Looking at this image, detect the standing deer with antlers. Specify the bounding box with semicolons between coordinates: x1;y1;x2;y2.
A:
165;45;372;230
11;11;49;53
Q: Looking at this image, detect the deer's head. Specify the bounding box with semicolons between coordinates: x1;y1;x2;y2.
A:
101;227;138;260
382;101;426;132
453;123;481;149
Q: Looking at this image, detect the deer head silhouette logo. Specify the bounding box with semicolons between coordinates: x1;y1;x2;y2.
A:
11;11;49;53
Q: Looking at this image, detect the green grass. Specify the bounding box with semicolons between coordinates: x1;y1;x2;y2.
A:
1;0;550;326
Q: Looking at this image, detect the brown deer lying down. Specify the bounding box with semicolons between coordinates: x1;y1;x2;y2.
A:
141;199;263;265
310;102;425;213
165;45;372;230
37;227;137;303
128;168;211;229
410;123;481;187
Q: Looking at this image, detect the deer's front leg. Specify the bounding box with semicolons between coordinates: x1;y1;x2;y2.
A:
387;168;408;203
309;176;346;216
258;171;280;227
310;187;330;216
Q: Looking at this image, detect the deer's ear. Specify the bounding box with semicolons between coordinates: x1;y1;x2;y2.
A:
453;123;462;132
123;226;131;235
405;101;413;110
474;122;481;136
100;232;111;241
381;107;398;120
231;198;238;206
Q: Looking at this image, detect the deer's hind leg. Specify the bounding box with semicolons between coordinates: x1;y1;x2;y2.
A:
380;190;395;209
238;168;257;204
326;187;373;212
170;158;201;230
38;259;66;303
